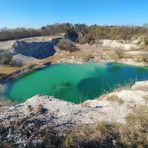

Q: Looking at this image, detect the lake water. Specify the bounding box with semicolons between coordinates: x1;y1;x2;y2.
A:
2;63;148;103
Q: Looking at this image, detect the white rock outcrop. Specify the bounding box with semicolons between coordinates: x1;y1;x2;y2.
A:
100;39;140;50
10;40;56;59
10;54;39;66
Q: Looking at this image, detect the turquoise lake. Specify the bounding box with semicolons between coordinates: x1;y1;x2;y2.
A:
3;63;148;103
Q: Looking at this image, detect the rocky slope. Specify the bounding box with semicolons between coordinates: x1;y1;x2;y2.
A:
0;81;147;147
10;39;58;59
100;39;141;50
0;36;63;66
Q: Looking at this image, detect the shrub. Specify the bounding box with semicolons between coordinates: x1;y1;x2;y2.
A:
78;36;89;44
107;94;124;104
0;51;13;65
136;55;148;63
115;49;124;58
65;28;78;42
144;39;148;45
57;39;79;52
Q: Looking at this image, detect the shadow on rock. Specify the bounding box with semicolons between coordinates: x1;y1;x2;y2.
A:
10;37;63;59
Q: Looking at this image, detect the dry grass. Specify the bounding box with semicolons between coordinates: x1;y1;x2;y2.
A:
144;36;148;46
114;49;125;58
140;55;148;63
143;95;148;106
124;106;148;146
0;66;21;76
0;54;66;79
0;97;14;106
64;122;120;147
107;94;124;104
64;106;148;148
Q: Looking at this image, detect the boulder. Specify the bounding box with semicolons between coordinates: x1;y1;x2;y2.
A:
10;54;39;66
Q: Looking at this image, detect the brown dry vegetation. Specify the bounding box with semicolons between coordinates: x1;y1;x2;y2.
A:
0;102;147;147
107;94;124;104
0;66;21;76
0;97;14;107
114;49;125;58
1;23;148;42
57;39;79;52
64;106;148;148
144;36;148;45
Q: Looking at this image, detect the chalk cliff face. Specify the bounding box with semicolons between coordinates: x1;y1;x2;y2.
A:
7;37;63;65
10;40;56;59
0;36;65;66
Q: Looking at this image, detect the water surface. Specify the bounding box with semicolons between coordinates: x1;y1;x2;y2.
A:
3;63;148;103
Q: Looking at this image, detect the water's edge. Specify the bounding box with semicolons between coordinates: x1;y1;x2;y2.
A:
2;62;148;104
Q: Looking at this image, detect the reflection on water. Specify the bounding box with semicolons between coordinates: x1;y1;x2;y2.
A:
77;76;103;100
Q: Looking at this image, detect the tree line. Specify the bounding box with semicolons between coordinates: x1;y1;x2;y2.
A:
0;23;148;43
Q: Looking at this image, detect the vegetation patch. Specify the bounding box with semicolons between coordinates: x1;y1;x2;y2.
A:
143;95;148;105
114;49;124;59
144;37;148;45
57;39;79;52
0;50;13;65
64;106;148;148
107;94;124;104
1;24;148;43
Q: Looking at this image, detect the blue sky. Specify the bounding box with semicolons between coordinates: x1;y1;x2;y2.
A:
0;0;148;28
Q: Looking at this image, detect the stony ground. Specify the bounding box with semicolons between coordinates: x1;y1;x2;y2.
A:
0;81;147;147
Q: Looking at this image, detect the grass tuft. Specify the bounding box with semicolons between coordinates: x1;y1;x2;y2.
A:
64;106;148;148
107;94;124;104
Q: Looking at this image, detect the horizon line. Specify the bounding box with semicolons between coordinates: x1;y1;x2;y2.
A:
0;22;147;29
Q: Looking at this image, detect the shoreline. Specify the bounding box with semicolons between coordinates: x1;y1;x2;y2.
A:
0;61;51;84
0;59;147;85
0;60;148;107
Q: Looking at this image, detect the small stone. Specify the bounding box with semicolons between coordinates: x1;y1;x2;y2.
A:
8;106;15;111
